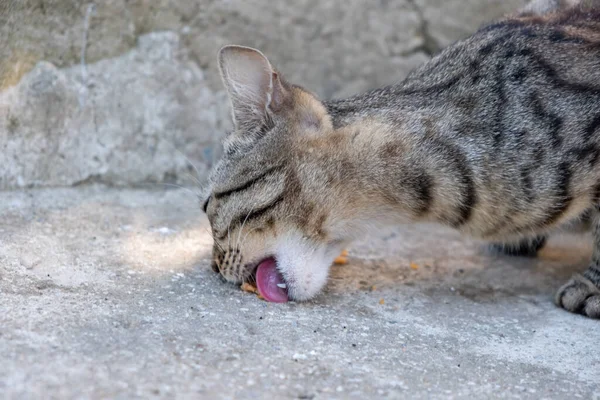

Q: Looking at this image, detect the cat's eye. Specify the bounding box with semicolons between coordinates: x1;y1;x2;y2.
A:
202;196;211;213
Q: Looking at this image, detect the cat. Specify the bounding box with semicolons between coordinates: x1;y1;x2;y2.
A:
203;0;600;317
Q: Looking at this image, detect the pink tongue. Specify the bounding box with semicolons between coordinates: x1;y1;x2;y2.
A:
256;258;288;303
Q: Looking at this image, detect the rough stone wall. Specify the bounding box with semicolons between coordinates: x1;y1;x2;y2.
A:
0;0;524;189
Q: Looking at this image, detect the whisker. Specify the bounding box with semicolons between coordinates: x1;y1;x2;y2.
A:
240;227;261;250
232;192;261;251
235;206;255;250
203;227;225;252
238;211;302;253
244;270;257;284
201;226;214;237
184;171;205;190
213;241;225;252
227;225;232;250
282;213;303;223
159;138;205;188
148;182;202;199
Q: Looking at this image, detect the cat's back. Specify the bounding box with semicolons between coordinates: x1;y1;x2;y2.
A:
480;5;600;79
330;5;600;125
399;5;600;97
320;5;600;242
394;4;600;239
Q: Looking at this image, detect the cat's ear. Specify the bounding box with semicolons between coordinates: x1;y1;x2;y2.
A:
218;45;288;130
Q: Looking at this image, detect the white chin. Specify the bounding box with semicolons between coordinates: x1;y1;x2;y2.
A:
274;231;343;301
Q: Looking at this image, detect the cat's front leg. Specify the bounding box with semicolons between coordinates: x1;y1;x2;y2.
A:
555;208;600;318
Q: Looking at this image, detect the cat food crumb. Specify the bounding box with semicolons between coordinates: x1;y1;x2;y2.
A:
410;262;419;270
334;249;349;265
379;298;385;305
241;282;267;301
241;282;258;294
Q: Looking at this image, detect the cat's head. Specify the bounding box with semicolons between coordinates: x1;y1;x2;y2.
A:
203;46;346;301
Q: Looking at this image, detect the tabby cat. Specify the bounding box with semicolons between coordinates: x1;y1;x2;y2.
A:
203;0;600;317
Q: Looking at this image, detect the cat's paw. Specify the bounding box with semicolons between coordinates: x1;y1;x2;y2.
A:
555;274;600;318
489;236;546;257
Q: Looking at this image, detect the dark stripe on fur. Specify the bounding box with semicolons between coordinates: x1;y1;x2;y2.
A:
519;48;600;94
542;161;573;227
528;92;563;149
429;140;477;226
521;166;535;202
229;195;285;233
399;74;463;96
584;113;600;142
410;171;434;216
491;53;509;147
568;145;600;168
214;165;282;199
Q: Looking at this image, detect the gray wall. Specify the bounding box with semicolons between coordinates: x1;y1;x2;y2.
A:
0;0;524;190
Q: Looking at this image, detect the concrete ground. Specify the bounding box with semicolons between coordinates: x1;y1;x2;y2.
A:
0;184;598;399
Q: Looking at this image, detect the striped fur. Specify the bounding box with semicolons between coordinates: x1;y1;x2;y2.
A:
205;0;600;315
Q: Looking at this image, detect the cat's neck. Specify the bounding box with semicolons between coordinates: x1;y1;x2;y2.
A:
308;91;471;233
323;87;414;130
297;101;436;236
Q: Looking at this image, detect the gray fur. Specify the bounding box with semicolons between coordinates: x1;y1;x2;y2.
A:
205;0;600;317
